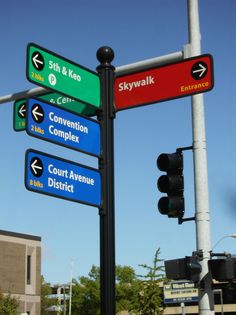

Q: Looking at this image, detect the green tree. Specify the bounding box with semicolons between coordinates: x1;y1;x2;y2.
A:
71;265;138;314
129;248;165;315
0;291;19;315
41;276;57;315
71;265;100;315
70;253;165;315
116;265;137;313
116;265;136;284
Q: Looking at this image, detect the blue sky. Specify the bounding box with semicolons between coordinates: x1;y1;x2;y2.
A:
0;0;236;285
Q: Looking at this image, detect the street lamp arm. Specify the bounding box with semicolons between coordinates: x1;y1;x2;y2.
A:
212;234;236;251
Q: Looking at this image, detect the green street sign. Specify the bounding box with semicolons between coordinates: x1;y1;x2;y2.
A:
14;99;26;131
13;92;97;131
26;43;100;108
38;92;97;115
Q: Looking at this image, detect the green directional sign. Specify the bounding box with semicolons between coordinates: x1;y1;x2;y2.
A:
13;92;97;132
26;43;100;108
39;92;97;116
14;99;26;131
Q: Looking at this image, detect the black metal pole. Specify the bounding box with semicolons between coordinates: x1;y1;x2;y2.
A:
96;46;116;315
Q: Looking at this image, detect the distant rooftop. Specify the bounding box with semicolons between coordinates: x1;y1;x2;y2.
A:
0;229;41;241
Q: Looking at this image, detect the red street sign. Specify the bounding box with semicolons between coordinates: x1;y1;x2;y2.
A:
114;54;213;111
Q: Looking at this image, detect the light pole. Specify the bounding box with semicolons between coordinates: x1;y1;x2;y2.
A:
54;283;69;315
69;260;74;315
212;234;236;251
188;1;213;313
213;289;224;315
63;285;67;315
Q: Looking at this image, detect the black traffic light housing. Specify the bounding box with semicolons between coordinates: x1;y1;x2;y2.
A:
208;257;236;282
165;256;202;283
157;150;185;222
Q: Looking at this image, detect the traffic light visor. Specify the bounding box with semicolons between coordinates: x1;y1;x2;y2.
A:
157;174;183;193
157;153;183;172
158;196;184;217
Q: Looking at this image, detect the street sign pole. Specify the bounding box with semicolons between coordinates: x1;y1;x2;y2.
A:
96;46;116;315
188;1;214;314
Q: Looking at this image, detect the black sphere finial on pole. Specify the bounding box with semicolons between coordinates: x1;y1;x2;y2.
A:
96;46;114;67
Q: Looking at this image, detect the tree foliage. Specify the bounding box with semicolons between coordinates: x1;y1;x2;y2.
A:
128;248;165;315
116;265;136;313
71;264;137;314
71;265;100;315
42;249;165;315
0;291;19;315
41;276;58;315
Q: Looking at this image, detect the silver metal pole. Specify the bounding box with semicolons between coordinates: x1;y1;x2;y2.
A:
0;86;47;104
214;289;224;315
69;261;73;315
116;51;183;76
63;285;66;315
69;282;72;315
181;302;186;315
187;1;214;314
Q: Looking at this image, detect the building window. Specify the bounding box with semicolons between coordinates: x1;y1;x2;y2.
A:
27;255;31;285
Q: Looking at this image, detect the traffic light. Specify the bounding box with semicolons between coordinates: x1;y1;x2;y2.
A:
157;151;184;220
165;256;202;283
208;257;236;281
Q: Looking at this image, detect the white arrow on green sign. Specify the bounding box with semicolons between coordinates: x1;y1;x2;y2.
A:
26;43;100;108
14;99;27;131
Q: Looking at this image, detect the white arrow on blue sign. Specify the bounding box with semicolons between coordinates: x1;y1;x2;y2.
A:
26;97;101;157
25;149;101;207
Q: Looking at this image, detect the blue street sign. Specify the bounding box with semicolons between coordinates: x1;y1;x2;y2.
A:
26;97;101;157
25;149;101;207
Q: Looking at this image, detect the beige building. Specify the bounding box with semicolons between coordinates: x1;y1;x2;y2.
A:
0;229;41;315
